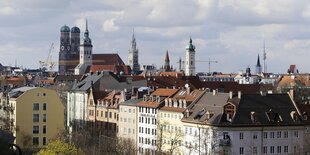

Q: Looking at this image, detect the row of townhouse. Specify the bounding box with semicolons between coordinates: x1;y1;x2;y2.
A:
117;87;310;155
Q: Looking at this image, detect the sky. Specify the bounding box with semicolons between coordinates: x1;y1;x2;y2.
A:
1;0;310;73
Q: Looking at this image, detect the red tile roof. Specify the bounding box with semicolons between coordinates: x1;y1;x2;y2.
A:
90;65;131;75
92;54;125;66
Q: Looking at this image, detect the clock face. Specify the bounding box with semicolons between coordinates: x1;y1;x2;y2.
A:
61;46;65;51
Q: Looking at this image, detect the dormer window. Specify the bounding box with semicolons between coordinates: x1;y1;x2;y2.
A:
206;111;214;120
303;112;308;120
185;109;190;118
224;103;235;122
266;109;283;123
250;111;256;123
290;111;299;122
195;108;206;120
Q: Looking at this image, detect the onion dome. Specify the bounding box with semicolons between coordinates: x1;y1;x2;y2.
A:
186;37;195;51
71;26;80;33
60;25;70;32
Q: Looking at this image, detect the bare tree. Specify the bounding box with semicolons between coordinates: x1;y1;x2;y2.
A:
157;120;184;155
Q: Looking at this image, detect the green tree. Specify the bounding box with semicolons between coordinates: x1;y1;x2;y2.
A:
36;140;84;155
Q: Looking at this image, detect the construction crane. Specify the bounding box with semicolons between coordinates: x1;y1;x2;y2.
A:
39;43;56;75
196;58;218;74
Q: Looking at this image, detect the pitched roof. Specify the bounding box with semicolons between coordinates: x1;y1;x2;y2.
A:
151;88;179;96
92;54;125;66
89;65;131;75
230;94;302;126
182;91;229;125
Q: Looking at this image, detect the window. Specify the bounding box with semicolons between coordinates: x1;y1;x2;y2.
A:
43;103;47;110
294;131;299;137
284;146;288;153
129;109;131;113
43;114;46;122
133;109;135;113
43;137;46;145
101;111;103;117
263;132;267;139
263;146;267;154
239;132;244;140
105;111;108;117
240;147;244;154
33;126;39;134
277;146;281;153
33;137;39;146
253;146;257;154
33;103;39;110
43;125;46;134
43;93;46;96
253;132;257;139
109;112;112;118
270;132;274;138
277;131;281;138
284;131;288;138
33;114;39;122
270;146;274;153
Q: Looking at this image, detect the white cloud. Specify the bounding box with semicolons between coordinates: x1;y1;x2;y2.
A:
0;6;17;16
102;18;119;32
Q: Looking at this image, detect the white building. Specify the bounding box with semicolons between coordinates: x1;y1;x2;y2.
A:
182;91;305;154
137;88;179;154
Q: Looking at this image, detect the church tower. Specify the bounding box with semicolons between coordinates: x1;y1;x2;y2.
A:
163;50;171;71
128;29;140;74
255;54;262;74
185;37;196;76
74;19;93;75
59;25;71;75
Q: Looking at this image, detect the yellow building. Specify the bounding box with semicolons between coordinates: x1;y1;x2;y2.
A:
158;89;204;155
8;87;64;148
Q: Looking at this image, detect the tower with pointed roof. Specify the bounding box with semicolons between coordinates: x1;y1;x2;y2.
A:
185;37;196;76
163;50;171;71
128;29;140;74
74;18;93;75
255;54;262;74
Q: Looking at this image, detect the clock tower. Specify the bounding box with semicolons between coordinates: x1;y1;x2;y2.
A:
74;18;93;75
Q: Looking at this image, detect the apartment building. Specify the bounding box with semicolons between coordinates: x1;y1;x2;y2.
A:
8;87;64;148
137;88;179;155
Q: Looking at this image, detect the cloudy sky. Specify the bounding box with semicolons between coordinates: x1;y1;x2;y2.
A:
1;0;310;73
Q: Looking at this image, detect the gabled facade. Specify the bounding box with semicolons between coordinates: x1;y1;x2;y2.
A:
67;71;146;132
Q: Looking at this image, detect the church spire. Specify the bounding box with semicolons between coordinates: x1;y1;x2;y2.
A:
84;17;89;38
256;54;261;67
164;50;171;71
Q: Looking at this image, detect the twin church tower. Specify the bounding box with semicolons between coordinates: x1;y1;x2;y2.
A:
58;20;196;76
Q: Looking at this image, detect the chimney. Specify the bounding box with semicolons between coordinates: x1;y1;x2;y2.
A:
229;91;233;99
238;91;241;99
185;83;190;94
213;89;217;96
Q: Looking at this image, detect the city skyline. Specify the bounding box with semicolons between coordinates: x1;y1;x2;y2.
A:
1;0;310;73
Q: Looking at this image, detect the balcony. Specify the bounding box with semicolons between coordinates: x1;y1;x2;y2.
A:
219;138;231;146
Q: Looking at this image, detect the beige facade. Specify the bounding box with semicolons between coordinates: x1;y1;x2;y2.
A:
8;87;64;148
118;99;140;145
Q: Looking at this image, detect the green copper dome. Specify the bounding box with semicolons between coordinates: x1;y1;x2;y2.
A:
71;26;80;33
60;25;70;32
186;37;195;51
